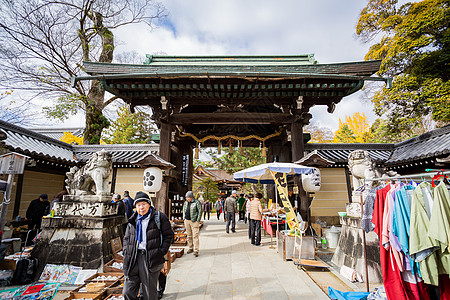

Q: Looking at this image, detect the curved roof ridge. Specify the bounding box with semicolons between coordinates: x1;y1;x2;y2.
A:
0;120;73;149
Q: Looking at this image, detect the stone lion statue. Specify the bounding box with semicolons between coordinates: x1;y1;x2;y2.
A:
348;150;397;192
66;150;113;196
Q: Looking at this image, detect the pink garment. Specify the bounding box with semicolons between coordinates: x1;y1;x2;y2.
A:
382;185;404;272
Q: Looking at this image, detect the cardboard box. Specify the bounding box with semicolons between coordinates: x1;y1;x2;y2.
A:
0;259;16;271
169;247;184;258
104;259;123;273
105;279;124;295
105;294;123;299
66;293;104;300
110;237;122;253
112;250;123;261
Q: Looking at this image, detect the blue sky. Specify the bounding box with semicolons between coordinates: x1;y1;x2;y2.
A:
45;0;383;132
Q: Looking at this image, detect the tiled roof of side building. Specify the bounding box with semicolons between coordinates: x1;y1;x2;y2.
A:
0;120;76;163
304;143;394;164
30;127;84;140
386;125;450;165
73;144;159;163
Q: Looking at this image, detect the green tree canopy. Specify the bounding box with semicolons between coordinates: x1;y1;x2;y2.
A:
357;0;450;136
193;177;219;204
102;105;155;144
208;147;266;175
333;124;357;143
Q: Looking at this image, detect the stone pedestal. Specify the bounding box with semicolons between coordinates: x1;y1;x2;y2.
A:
31;195;124;278
331;216;382;283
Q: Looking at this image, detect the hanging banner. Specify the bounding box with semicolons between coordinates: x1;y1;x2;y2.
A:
269;170;300;231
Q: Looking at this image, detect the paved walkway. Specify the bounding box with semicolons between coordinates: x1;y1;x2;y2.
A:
164;215;329;299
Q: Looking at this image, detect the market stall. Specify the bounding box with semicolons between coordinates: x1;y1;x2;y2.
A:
233;162;313;249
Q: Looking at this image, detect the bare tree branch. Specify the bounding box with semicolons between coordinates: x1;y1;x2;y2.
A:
0;0;167;144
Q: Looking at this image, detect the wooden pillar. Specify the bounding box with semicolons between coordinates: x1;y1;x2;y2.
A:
188;145;194;191
291;121;304;162
13;174;24;219
156;121;171;213
110;167;118;194
291;119;309;222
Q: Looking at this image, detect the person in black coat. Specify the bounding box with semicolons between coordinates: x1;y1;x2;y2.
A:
122;191;174;300
26;193;50;231
113;194;128;234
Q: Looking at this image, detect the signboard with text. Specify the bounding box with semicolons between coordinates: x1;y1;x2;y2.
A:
0;152;27;175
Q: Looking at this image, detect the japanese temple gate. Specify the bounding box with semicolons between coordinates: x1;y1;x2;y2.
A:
76;55;385;220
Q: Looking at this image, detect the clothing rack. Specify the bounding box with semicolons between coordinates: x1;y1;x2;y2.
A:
358;169;449;293
363;170;450;182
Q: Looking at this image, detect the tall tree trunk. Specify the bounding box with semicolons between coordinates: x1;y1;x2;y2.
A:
83;12;114;144
84;81;109;144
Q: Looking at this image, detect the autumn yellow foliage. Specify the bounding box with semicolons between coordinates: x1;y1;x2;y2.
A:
333;112;373;143
60;132;83;145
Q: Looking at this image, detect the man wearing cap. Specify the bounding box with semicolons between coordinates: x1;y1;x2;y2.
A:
26;193;50;231
122;191;174;300
224;190;239;233
182;191;202;257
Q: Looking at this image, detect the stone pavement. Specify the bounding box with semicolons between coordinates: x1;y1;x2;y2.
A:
163;215;329;300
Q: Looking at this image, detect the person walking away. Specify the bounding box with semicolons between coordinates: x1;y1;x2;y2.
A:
221;197;227;222
237;194;246;221
122;190;134;219
203;199;211;220
183;191;202;257
122;191;174;300
288;190;299;213
250;192;264;246
26;193;50;231
113;194;129;234
246;194;252;238
224;190;238;233
215;198;222;220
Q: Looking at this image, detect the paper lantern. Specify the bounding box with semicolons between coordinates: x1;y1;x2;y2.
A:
301;168;321;192
143;167;162;192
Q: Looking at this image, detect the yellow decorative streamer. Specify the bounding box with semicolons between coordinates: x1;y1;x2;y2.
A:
178;128;284;144
269;170;300;232
194;143;200;159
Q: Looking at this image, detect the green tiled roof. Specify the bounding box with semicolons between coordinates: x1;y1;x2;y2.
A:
84;59;381;77
143;54;317;66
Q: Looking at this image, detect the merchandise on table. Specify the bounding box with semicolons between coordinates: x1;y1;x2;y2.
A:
93;275;120;281
0;282;60;300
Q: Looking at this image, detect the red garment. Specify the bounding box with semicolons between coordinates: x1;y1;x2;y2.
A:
440;275;450;300
401;271;431;300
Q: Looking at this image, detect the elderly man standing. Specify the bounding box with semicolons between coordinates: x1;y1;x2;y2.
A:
183;191;202;257
122;191;174;300
224;190;238;234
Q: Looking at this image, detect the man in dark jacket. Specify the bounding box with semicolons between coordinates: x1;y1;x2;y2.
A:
26;193;50;231
122;191;174;300
224;190;238;233
122;190;134;219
